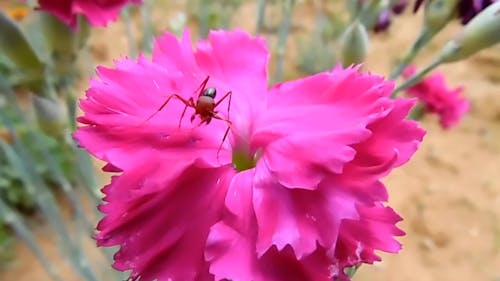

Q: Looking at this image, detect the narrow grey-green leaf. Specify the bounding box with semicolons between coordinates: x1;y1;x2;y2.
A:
0;126;99;281
0;197;63;281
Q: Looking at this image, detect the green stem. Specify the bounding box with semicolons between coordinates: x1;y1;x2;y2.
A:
65;134;101;203
58;91;101;205
140;0;153;53
334;264;361;280
408;103;425;120
346;264;360;278
389;27;435;80
346;0;363;20
76;16;91;49
66;92;77;131
274;0;295;83
122;7;137;57
392;56;443;97
256;0;266;33
198;0;210;38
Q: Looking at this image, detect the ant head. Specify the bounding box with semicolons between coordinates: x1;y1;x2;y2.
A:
202;87;217;99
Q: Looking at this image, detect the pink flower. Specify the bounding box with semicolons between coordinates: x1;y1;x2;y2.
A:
403;66;469;129
35;0;141;28
74;30;425;281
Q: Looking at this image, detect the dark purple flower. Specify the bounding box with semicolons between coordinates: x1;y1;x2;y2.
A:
414;0;499;24
374;9;392;32
392;0;409;14
458;0;499;23
373;0;409;32
413;0;425;12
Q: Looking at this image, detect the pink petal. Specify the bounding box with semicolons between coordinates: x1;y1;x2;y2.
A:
194;30;269;136
205;170;258;280
152;30;200;79
252;176;359;258
206;170;334;281
97;164;234;280
258;131;362;189
341;98;425;183
251;68;406;190
246;66;423;268
75;56;231;169
333;205;405;280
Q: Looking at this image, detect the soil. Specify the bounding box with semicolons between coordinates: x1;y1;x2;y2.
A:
0;1;499;281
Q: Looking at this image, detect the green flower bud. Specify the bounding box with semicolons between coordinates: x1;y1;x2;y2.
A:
169;13;187;36
0;11;45;86
34;13;89;78
38;12;78;77
423;0;459;35
439;2;500;63
340;20;369;67
32;96;67;138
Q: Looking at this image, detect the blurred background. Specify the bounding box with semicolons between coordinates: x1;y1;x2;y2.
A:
0;0;499;280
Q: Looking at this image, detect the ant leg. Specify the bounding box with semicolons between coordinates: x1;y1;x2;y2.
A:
214;91;232;120
212;114;232;160
193;117;209;127
179;97;195;128
144;94;193;123
143;76;209;125
194;75;210;98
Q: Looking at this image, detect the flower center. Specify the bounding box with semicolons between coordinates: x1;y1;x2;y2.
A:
232;149;257;172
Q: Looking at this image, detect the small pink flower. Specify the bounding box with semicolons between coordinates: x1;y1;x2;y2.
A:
35;0;141;28
403;66;469;129
75;30;425;281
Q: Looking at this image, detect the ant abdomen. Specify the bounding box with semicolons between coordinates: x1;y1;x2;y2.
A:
196;96;216;115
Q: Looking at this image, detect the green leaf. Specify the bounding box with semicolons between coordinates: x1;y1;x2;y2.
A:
0;135;99;281
0;197;63;280
0;223;14;266
0;80;99;281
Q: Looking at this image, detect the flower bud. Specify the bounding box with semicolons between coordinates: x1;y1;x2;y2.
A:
340;20;369;67
40;12;77;73
391;0;409;14
423;0;459;34
169;12;187;36
36;13;89;77
0;11;45;86
439;1;500;62
32;96;67;138
374;9;392;32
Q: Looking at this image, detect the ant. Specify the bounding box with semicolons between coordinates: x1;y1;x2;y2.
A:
145;76;233;158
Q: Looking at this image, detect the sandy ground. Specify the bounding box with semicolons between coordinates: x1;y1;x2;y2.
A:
1;1;499;280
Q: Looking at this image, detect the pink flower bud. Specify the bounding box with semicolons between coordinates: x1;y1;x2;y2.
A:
34;0;141;28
